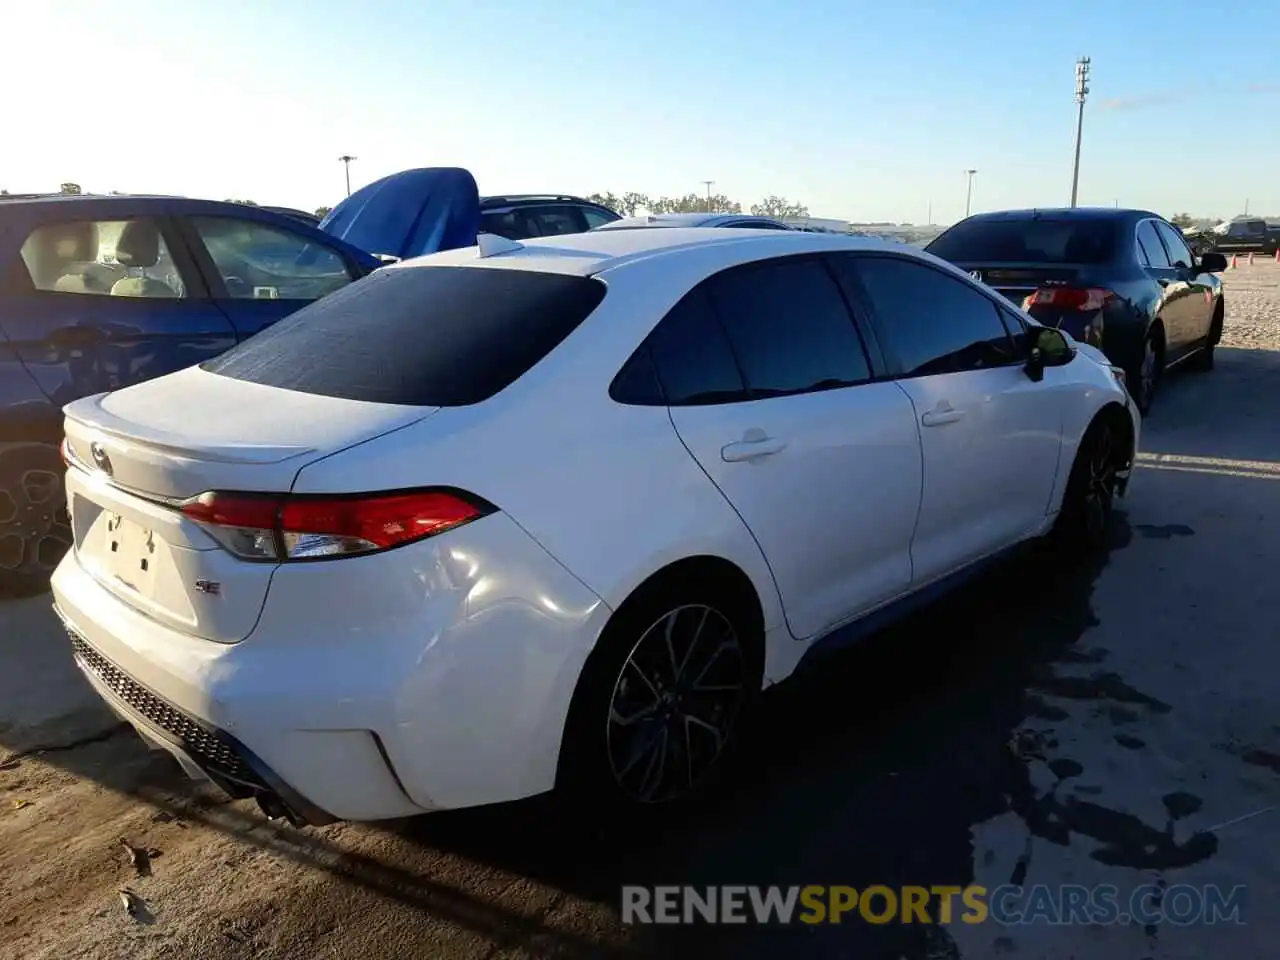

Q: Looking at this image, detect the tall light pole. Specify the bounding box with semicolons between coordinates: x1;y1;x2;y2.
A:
963;169;977;218
701;180;714;212
1070;57;1090;208
338;155;357;197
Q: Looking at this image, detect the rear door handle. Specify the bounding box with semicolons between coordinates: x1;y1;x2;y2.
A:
721;436;786;462
921;408;964;427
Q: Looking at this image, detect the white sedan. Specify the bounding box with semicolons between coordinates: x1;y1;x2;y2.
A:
51;228;1138;825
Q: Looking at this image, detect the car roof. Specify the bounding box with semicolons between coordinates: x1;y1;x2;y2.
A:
396;227;913;279
958;207;1162;224
478;194;610;209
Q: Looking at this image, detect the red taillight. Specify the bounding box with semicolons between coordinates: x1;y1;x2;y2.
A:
180;489;493;561
1022;287;1114;311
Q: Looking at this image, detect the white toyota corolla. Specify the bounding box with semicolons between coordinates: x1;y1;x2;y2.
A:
51;227;1138;825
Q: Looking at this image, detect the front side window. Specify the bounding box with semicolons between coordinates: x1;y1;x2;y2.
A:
190;216;353;300
847;256;1017;377
18;218;185;298
1153;221;1193;268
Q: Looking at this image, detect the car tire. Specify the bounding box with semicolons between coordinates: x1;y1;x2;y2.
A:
0;442;72;597
1053;414;1125;554
1127;329;1162;416
556;573;761;821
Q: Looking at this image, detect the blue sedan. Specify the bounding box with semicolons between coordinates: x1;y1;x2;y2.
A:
0;168;491;590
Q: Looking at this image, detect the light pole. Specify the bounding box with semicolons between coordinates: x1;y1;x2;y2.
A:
963;169;977;218
338;155;357;197
1070;57;1090;207
701;180;714;212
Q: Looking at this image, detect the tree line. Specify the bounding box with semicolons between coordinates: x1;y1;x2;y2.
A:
585;191;809;219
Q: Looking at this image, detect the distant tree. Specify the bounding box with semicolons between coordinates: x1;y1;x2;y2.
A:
0;189;8;196
751;195;809;219
59;182;82;195
586;192;622;214
315;206;333;219
1170;212;1194;228
618;192;649;216
224;198;258;206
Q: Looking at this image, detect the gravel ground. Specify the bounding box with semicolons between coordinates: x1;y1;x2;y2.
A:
2;261;1279;960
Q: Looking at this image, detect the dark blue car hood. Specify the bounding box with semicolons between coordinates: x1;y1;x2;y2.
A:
319;167;481;261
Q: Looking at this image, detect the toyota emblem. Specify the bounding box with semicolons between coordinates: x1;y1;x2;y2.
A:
969;270;983;282
89;441;112;476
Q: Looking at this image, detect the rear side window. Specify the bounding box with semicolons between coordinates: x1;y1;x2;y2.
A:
927;217;1117;264
202;266;606;406
708;257;872;396
645;287;746;405
1136;221;1170;268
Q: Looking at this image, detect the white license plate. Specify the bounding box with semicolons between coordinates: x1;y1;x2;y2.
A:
104;512;159;596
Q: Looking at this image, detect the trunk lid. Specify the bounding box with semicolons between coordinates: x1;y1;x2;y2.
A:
952;263;1084;309
319;167;482;262
62;366;437;642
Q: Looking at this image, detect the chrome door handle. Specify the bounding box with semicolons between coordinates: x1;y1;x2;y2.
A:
921;408;964;427
721;437;786;462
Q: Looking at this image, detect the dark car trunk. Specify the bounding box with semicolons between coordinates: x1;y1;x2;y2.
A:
948;263;1083;310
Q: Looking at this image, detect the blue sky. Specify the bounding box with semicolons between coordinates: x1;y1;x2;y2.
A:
4;0;1278;223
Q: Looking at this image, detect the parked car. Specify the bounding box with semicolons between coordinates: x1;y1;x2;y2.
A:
925;208;1227;415
53;227;1138;825
1182;217;1279;258
0;168;595;590
593;212;792;231
477;194;621;239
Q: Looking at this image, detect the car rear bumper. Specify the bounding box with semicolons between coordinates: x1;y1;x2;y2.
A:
50;512;611;822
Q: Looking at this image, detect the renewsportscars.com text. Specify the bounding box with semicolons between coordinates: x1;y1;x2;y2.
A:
621;884;1247;927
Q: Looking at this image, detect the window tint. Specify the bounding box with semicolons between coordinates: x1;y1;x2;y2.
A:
203;266;607;406
849;256;1018;376
646;287;746;405
609;346;665;405
581;207;619;229
527;206;588;237
998;306;1028;339
18;218;186;298
927;217;1117;264
190;217;352;300
708;257;871;397
1153;220;1193;267
480;209;536;240
1136;221;1170;268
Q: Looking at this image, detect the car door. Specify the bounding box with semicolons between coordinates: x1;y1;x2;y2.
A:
181;215;361;340
1134;218;1195;355
654;255;923;641
1152;219;1215;351
835;253;1066;585
4;212;236;406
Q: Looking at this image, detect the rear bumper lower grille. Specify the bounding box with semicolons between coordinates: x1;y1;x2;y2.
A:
66;629;336;826
69;633;263;786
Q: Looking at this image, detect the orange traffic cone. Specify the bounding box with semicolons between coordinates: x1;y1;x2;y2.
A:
1230;254;1238;269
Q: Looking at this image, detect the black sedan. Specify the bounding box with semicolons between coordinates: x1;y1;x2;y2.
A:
926;208;1227;414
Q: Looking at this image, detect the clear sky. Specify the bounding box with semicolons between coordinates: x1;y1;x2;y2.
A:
4;0;1278;224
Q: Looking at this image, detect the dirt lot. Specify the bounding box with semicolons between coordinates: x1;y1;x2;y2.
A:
4;261;1280;959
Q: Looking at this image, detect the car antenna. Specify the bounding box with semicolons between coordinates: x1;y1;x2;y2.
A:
476;233;524;258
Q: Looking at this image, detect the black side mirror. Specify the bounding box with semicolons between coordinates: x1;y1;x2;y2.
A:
1197;252;1228;273
1024;327;1073;382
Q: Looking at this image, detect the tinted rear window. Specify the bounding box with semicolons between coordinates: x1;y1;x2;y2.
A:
927;217;1118;264
202;265;606;406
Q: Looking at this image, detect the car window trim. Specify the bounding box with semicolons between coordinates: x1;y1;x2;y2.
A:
178;214;358;301
832;251;1024;380
1136;218;1175;270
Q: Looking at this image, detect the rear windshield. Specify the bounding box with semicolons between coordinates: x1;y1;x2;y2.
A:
927;217;1118;264
202;265;607;406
